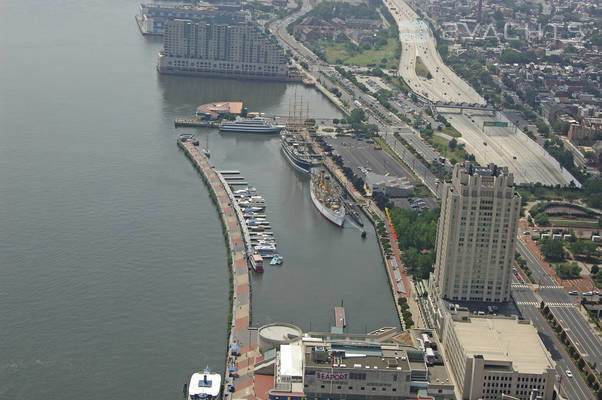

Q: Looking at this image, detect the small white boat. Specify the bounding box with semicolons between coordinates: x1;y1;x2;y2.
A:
254;244;276;257
270;254;283;265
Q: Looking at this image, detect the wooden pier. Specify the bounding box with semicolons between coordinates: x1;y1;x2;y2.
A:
174;119;217;128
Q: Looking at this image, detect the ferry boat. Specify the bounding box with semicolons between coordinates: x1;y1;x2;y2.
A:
249;253;264;273
219;117;284;134
310;169;345;227
187;368;221;400
280;131;315;174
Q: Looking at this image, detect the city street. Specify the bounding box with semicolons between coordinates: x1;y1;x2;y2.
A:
516;238;602;373
512;289;595;400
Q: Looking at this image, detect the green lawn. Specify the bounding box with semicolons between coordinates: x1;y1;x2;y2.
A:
424;134;471;164
549;219;600;228
440;126;461;138
415;56;430;78
310;38;400;69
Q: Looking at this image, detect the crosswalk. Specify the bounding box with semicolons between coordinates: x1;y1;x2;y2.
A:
515;301;539;306
511;283;563;289
515;301;574;307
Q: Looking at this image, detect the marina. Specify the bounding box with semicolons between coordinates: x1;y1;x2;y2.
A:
217;171;282;268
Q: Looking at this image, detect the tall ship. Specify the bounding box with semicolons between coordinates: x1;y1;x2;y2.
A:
280;96;320;174
310;169;345;227
219;117;284;134
280;133;315;174
187;368;221;400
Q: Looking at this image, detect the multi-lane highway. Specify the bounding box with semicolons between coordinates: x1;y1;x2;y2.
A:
445;112;576;186
384;0;483;104
381;0;577;187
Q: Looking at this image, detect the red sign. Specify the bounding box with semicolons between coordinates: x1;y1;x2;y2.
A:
316;372;348;381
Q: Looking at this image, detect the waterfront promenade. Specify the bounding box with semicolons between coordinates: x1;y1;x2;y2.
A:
178;139;260;400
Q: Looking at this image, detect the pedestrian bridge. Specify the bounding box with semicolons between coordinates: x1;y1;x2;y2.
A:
433;101;496;113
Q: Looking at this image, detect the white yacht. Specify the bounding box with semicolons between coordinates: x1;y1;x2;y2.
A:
219;117;284;134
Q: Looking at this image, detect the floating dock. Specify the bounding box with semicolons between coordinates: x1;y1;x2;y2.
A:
174;119;218;128
334;306;346;328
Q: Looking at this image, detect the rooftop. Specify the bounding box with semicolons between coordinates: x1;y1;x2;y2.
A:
303;342;414;372
453;317;555;374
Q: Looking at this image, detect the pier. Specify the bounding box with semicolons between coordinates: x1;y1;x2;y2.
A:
177;139;260;400
334;306;346;328
215;172;252;255
174;119;218;128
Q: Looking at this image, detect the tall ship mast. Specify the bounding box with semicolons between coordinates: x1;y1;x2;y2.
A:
280;95;321;174
310;168;345;227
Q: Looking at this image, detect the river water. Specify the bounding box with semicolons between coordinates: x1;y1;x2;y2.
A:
0;1;397;399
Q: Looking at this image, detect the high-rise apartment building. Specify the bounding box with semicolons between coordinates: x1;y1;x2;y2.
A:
157;19;289;80
432;162;520;302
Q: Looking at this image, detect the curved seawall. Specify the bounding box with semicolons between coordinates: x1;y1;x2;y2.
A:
177;139;259;399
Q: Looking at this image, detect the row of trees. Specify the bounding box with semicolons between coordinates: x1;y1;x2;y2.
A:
389;207;440;279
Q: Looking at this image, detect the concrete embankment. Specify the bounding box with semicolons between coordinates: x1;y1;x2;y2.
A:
177;139;260;400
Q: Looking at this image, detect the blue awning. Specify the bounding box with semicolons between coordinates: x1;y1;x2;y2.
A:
231;345;240;351
228;366;238;371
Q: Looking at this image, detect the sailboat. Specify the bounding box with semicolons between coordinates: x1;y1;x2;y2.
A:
203;134;210;158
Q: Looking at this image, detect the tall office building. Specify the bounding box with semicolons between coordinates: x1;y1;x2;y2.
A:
157;19;289;80
432;162;520;302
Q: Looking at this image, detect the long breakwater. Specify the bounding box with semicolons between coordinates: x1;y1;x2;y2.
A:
177;138;260;399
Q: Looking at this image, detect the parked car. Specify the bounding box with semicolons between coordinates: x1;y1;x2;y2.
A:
568;291;579;295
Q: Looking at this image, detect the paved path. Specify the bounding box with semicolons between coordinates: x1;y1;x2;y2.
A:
178;140;258;400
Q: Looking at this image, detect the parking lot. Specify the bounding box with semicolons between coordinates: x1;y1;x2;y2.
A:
392;197;437;211
325;135;414;180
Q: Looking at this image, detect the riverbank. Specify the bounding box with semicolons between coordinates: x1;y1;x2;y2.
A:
177;139;260;399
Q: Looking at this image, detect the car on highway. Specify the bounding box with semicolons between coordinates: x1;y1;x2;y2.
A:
566;370;573;378
583;292;594;296
568;291;579;295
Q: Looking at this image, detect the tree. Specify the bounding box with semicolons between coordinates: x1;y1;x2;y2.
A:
592;265;600;275
569;241;600;261
554;262;581;279
541;239;564;261
349;108;366;124
449;138;458;150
